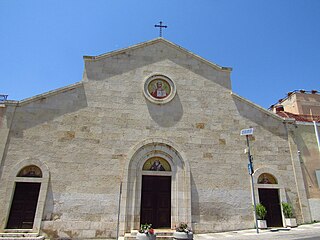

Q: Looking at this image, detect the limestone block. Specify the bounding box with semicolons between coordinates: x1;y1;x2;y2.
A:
80;230;96;239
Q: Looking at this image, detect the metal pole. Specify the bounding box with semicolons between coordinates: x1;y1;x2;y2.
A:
116;181;122;240
246;135;259;234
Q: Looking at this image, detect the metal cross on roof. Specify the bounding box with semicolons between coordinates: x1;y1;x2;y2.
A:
0;94;8;102
154;21;167;37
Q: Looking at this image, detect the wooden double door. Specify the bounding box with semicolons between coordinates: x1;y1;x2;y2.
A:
258;188;283;227
6;182;40;229
140;176;171;228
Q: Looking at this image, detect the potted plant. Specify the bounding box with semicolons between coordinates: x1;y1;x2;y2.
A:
173;222;193;240
282;202;297;227
136;223;156;240
255;203;267;229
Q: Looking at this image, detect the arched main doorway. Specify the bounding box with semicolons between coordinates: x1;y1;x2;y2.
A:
120;140;191;234
140;157;172;228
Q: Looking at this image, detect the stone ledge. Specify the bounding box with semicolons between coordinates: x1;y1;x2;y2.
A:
0;233;44;240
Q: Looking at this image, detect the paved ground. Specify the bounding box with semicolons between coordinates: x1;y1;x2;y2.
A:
194;223;320;240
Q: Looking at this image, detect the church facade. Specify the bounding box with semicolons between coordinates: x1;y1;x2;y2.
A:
0;38;315;239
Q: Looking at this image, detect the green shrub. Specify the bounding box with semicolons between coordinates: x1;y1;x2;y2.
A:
282;202;294;218
255;203;267;220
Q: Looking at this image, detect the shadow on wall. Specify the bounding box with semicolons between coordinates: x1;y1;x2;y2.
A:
85;41;231;90
190;173;200;224
146;93;183;127
42;182;54;221
0;84;88;179
293;125;317;157
0;108;6;129
41;184;60;240
293;125;320;197
232;94;287;139
8;84;88;137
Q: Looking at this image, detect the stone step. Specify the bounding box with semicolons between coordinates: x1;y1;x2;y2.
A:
154;237;172;240
153;230;175;236
0;238;44;240
0;234;39;238
0;233;44;240
125;236;173;240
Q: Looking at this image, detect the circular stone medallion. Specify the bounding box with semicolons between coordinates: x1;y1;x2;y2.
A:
144;75;176;104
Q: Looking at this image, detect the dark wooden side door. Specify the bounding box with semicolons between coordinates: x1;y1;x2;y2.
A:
258;188;283;227
6;182;41;229
140;176;171;228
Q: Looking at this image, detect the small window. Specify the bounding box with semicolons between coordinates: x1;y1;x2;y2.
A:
258;173;277;184
17;165;42;178
142;157;171;171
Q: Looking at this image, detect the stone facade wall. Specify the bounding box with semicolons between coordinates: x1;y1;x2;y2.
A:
292;123;320;221
0;39;306;238
309;198;320;221
293;124;320;199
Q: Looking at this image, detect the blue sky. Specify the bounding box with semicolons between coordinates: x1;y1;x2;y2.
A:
1;0;319;108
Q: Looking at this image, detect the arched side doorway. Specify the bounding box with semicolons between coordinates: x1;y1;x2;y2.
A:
254;168;286;228
6;165;42;229
120;139;191;234
3;160;49;232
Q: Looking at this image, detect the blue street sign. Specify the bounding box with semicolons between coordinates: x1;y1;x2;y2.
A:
248;162;253;175
240;128;254;136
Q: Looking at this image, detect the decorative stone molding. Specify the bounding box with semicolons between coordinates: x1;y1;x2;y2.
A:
119;140;191;235
253;167;283;186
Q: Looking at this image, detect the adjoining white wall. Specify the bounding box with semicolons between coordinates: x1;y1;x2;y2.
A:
309;199;320;221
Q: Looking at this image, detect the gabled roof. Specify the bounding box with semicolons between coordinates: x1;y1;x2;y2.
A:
4;82;83;106
276;111;320;123
83;38;232;72
231;92;286;122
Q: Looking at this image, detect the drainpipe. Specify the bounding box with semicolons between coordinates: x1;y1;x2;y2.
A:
313;121;320;154
310;109;320;154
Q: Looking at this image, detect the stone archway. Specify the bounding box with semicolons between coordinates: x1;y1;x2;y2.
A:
119;139;191;234
253;167;286;227
2;159;49;233
6;165;43;229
